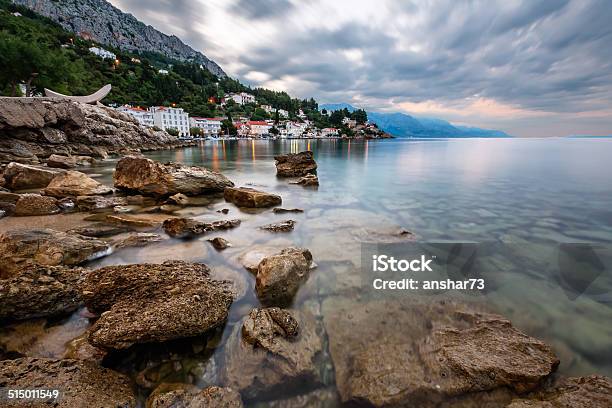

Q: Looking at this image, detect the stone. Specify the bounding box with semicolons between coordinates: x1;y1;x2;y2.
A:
275;151;317;177
273;207;304;214
256;248;314;306
208;237;231;250
224;187;282;208
114;156;234;196
238;246;281;274
106;213;170;229
163;217;240;238
1;162;63;190
14;193;60;216
47;154;77;169
290;173;319;186
167;192;216;206
68;223;129;237
0;357;136;407
221;309;323;401
0;190;20;203
217;208;230;214
64;333;108;364
0;264;86;321
322;299;560;407
82;261;234;349
75;195;129;211
147;384;244;408
57;197;76;211
507;375;612;408
260;220;296;232
43;170;113;197
112;233;163;249
0;228;111;278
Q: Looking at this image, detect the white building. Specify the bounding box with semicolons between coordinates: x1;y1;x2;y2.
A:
116;105;155;127
286;122;308;137
158;69;169;75
150;106;190;136
226;92;255;105
89;46;116;60
321;127;340;137
342;117;357;128
190;117;222;137
246;121;271;137
278;109;289;118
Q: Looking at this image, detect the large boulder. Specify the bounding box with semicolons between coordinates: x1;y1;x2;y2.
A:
1;162;64;190
224;187;282;208
507;375;612;408
82;261;234;349
0;228;111;278
43;171;113;197
47;154;77;169
0;264;86;321
162;217;241;238
14;193;60;216
0;357;136;408
147;384;243;408
221;308;323;401
114;156;233;196
256;248;315;306
322;299;560;407
275;151;317;177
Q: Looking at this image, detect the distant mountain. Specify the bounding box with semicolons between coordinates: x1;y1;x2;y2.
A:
320;103;510;138
12;0;226;77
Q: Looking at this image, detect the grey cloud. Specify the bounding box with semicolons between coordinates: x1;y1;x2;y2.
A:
230;0;294;20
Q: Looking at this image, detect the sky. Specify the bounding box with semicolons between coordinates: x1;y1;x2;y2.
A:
108;0;612;137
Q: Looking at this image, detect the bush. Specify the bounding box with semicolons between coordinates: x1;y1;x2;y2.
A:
166;127;179;136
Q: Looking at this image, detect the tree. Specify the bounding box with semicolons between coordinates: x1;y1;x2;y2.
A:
190;127;203;137
352;109;368;124
221;119;237;135
269;126;280;136
251;107;269;121
166;127;179;136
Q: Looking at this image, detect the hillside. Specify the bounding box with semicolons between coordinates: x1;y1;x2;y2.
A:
12;0;225;77
321;103;510;138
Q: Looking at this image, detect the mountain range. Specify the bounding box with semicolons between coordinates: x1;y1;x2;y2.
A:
320;103;510;138
12;0;226;77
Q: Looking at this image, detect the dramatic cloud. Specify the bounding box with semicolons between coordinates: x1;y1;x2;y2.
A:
109;0;612;136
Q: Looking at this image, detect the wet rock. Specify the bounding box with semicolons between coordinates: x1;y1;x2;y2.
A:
114;156;234;196
43;171;113;197
64;333;108;364
147;384;244;408
75;195;128;211
262;388;340;408
112;233;163;249
57;197;76;211
68;223;129;237
221;309;323;401
209;266;249;300
208;237;231;250
260;220;296;232
275;151;318;177
224;187;282;208
256;248;314;306
167;192;216;206
217;208;230;214
0;264;86;321
238;246;283;274
14;193;60;216
323;299;559;407
273;207;304;214
0;357;136;407
0;190;20;204
0;228;111;278
47;154;77;169
163;217;240;238
507;375;612;408
0;209;6;219
106;213;171;229
2;162;63;190
82;261;234;349
290;173;319;187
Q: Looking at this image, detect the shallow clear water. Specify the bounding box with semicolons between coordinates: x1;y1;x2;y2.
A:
3;138;612;404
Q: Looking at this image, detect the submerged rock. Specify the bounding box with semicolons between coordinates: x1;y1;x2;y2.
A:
275;151;318;177
224;187;282;208
260;220;296;232
68;223;129;237
14;193;60;216
82;261;234;349
162;217;240;238
114;156;234;196
508;375;612;408
273;207;304;214
147;384;244;408
0;228;110;278
323;299;560;407
208;237;231;250
75;195;129;211
2;162;63;190
221;309;323;401
0;357;136;407
111;232;163;249
47;154;77;169
43;170;113;197
256;248;314;306
290;173;319;187
106;213;170;229
0;264;86;321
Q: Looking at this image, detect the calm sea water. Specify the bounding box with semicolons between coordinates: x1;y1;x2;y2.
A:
5;138;612;404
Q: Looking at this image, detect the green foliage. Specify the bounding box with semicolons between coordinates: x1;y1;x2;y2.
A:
250;107;270;121
352;109;368;124
221;119;237;135
190;127;203;137
269;126;280;135
166;127;179;136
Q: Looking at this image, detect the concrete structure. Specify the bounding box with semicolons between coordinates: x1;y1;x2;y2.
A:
116;105;155;127
321;127;340;137
226;92;255;105
190;117;222;137
286;121;308;137
88;47;116;60
246;121;271;137
342;117;357;128
150;106;190;136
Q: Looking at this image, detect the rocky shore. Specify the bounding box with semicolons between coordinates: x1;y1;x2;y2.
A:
0;146;610;407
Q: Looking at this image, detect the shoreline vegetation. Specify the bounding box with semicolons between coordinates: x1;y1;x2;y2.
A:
0;99;610;406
